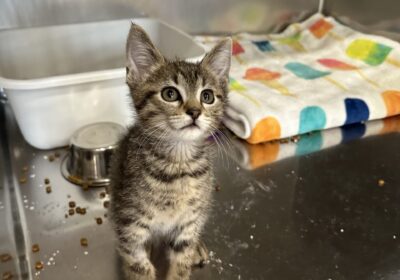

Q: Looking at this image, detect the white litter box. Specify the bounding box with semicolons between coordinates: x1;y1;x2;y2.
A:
0;19;205;149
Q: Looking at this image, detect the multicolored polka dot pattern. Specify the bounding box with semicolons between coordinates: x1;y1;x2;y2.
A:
197;13;400;144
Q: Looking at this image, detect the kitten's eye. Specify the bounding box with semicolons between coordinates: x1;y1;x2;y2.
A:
161;87;181;102
200;89;215;104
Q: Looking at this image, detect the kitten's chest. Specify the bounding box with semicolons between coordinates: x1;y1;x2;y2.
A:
150;194;194;235
149;180;208;234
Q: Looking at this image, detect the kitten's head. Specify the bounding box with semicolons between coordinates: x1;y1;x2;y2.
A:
126;23;231;142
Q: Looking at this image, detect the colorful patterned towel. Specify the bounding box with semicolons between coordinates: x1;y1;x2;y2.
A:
196;13;400;144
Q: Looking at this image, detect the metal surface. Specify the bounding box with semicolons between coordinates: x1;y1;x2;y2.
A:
2;100;400;279
0;0;319;34
324;0;400;41
324;0;400;28
62;122;125;187
0;104;28;279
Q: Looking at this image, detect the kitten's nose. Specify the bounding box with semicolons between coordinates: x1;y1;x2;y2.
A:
186;108;201;120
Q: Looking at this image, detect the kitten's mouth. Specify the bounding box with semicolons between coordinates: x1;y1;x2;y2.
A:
181;122;199;130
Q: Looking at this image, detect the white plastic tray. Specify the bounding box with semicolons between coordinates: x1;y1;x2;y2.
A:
0;18;205;149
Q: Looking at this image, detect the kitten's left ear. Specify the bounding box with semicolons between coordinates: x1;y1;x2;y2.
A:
201;38;232;83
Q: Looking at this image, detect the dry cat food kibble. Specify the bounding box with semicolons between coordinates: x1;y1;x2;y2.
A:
0;253;12;263
2;272;13;280
103;201;110;209
69;201;76;208
76;207;86;215
99;192;106;199
32;244;40;253
44;178;50;184
378;179;385;187
96;218;103;225
215;185;221;192
35;261;44;270
45;186;52;193
48;155;55;162
68;209;75;216
19;177;27;184
80;238;88;247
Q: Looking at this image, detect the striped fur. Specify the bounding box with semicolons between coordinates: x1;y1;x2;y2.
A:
110;23;231;280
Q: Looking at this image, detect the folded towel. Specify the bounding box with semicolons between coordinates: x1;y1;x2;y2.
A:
196;13;400;144
230;115;400;170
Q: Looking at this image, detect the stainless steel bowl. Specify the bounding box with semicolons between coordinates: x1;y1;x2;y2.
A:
61;122;126;187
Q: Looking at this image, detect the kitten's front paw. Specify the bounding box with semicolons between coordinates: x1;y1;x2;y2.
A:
123;259;156;280
192;241;209;268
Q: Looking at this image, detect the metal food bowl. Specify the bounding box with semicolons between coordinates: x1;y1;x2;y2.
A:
61;122;126;187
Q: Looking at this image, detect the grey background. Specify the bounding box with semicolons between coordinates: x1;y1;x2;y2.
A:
1;0;400;34
0;0;317;33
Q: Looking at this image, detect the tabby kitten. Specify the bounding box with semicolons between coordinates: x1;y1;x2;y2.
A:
110;23;231;280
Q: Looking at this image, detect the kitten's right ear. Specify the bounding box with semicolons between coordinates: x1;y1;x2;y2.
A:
126;23;165;83
200;38;232;84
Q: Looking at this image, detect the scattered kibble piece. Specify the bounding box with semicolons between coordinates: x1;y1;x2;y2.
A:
48;155;55;162
99;192;106;199
378;179;385;187
67;195;71;199
32;244;40;253
76;207;86;215
68;209;75;216
65;214;68;219
103;201;110;209
46;186;52;194
35;261;44;270
69;201;76;208
2;271;13;280
96;218;103;225
80;238;88;247
44;178;50;185
215;185;221;192
19;177;27;184
1;253;12;263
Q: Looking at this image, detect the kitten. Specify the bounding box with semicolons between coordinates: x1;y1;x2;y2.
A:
110;23;231;280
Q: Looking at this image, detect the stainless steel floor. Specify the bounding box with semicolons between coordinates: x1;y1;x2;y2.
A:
1;103;400;280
